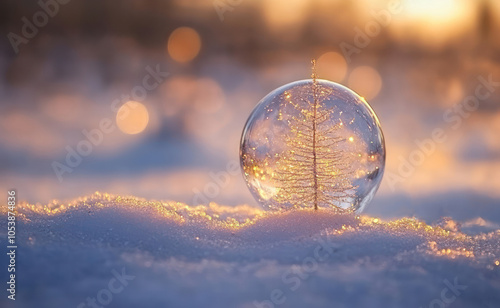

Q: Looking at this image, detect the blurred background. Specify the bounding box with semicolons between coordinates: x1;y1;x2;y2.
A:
1;0;499;229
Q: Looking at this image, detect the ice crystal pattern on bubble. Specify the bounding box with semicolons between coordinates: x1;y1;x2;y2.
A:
272;77;356;210
240;67;385;213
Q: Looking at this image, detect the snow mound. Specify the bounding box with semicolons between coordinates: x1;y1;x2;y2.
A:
1;192;499;308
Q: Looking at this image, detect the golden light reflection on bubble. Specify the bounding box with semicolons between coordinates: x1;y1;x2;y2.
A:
347;66;382;100
317;51;347;82
116;101;149;135
167;27;201;63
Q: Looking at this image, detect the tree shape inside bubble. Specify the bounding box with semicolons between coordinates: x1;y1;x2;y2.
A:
240;64;385;213
272;78;357;210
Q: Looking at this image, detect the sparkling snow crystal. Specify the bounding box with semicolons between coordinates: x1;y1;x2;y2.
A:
1;192;499;308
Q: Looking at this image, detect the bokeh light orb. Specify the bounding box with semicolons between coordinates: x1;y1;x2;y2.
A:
116;101;149;135
167;27;201;63
240;79;385;213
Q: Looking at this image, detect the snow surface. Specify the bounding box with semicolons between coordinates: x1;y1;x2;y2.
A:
1;192;499;308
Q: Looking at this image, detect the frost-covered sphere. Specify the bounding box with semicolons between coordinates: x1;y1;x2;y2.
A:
240;79;385;213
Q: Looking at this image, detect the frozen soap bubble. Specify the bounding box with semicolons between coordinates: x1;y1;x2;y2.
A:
240;78;385;213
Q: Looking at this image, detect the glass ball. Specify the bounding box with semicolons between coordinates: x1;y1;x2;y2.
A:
240;79;385;213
